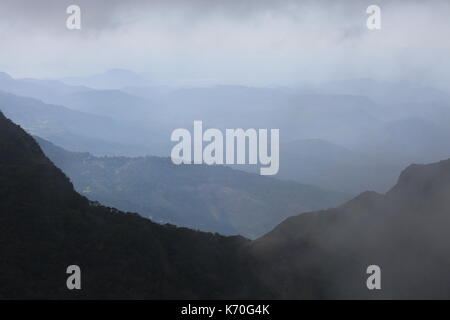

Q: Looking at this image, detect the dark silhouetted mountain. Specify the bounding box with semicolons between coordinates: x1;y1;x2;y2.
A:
0;111;270;299
3;110;450;299
252;159;450;299
35;137;348;239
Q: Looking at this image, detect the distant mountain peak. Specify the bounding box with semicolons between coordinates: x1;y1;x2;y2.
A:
0;72;13;81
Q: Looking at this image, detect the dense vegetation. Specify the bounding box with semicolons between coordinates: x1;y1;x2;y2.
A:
36;137;347;238
0;112;270;299
2;111;450;299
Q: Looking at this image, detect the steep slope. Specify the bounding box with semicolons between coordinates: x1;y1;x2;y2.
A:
0;111;269;299
4;109;450;299
252;159;450;299
35;137;348;239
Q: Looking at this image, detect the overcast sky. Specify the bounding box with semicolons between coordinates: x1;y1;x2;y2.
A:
0;0;449;87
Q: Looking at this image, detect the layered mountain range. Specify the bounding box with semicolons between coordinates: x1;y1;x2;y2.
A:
0;111;269;299
3;71;450;195
2;111;450;299
35;137;347;239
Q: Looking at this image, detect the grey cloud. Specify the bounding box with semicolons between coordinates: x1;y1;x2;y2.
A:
0;0;449;87
0;0;431;32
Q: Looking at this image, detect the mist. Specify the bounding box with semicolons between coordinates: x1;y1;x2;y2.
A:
2;0;450;300
0;0;449;88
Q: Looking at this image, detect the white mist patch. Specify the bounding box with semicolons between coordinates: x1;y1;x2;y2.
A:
171;121;279;175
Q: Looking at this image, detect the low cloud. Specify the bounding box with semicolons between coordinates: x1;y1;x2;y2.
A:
0;0;449;88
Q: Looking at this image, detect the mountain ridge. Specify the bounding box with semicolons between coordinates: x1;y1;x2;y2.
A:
0;111;270;299
3;110;450;298
251;158;450;299
35;136;348;238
